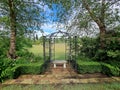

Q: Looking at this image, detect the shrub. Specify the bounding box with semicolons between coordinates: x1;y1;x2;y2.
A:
0;66;19;82
0;62;46;82
16;49;34;58
79;37;99;59
76;61;102;74
18;63;44;74
0;58;16;82
102;63;120;76
15;52;42;64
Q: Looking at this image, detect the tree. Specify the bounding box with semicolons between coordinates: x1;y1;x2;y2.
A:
44;0;120;49
64;0;120;49
0;0;44;59
81;0;120;49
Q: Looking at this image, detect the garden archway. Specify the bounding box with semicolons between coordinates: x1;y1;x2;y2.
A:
43;30;78;64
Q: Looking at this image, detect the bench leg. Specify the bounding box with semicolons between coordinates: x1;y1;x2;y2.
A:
54;64;56;68
63;63;66;68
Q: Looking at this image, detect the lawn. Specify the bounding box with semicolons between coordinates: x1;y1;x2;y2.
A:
1;82;120;90
28;44;43;57
28;43;66;60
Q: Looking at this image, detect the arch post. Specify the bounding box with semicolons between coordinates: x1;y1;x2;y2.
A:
49;37;51;61
43;36;46;62
74;36;78;71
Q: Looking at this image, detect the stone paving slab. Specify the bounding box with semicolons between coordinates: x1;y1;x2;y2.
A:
2;74;120;85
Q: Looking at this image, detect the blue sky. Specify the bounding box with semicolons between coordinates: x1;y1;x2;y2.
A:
39;3;66;35
41;4;65;23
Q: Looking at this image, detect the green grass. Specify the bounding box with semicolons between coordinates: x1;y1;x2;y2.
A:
28;43;66;60
1;82;120;90
54;43;66;60
28;44;43;57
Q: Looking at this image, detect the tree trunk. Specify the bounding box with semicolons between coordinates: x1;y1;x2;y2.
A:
99;24;106;49
8;0;17;59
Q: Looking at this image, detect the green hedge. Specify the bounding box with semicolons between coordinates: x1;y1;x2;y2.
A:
76;60;120;76
102;63;120;76
0;66;19;82
0;61;48;82
17;63;44;74
76;61;102;74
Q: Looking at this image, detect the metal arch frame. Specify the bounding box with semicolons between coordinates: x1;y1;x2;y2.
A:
49;30;70;38
43;30;78;64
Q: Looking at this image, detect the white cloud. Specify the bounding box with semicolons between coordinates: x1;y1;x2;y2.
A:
41;22;66;35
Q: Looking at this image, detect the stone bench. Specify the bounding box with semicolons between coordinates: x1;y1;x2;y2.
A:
51;60;67;68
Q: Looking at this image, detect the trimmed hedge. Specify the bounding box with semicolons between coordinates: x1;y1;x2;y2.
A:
75;60;120;76
17;63;44;74
76;61;102;74
102;63;120;76
0;60;49;82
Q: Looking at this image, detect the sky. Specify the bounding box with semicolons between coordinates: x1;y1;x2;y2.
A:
36;3;66;37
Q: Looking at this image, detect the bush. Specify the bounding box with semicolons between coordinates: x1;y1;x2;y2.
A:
76;61;102;74
0;62;46;82
102;63;120;76
79;37;99;59
16;49;34;58
16;50;42;64
0;58;48;82
94;49;108;61
18;63;44;74
0;58;16;82
0;66;20;82
77;35;120;62
76;60;120;76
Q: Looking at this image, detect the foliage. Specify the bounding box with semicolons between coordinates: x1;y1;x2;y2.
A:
102;63;120;76
0;36;9;58
107;50;120;59
79;37;99;59
0;63;45;82
15;55;42;64
17;63;44;75
16;37;32;51
0;34;33;58
106;61;120;69
78;32;120;62
0;0;44;31
94;36;120;61
0;58;45;82
0;45;43;83
76;61;102;74
0;58;15;82
76;60;120;76
0;0;44;58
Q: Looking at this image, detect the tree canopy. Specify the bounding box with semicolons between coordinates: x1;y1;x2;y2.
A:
0;0;120;58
